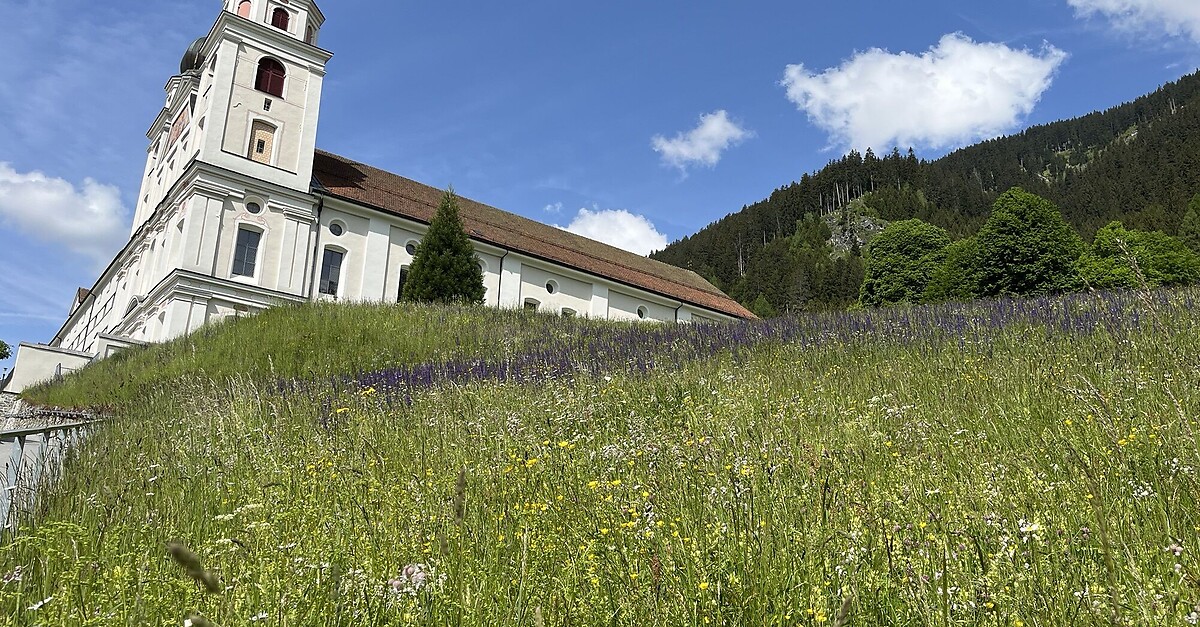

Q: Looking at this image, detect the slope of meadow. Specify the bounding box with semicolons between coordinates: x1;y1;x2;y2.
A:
4;292;1200;625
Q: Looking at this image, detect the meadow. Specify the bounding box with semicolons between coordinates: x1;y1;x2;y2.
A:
3;290;1200;625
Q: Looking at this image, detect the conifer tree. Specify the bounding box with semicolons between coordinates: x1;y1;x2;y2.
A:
402;190;485;305
0;339;9;361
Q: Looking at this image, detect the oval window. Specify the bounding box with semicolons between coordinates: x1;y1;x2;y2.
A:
546;280;558;294
406;242;418;255
637;306;648;319
329;222;344;236
246;201;262;214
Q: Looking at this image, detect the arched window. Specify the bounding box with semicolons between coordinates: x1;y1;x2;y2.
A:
247;120;276;164
305;24;315;44
255;58;285;97
236;1;252;18
271;8;290;31
319;248;345;297
396;265;410;302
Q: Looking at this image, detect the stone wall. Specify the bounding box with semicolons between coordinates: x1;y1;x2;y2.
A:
0;392;18;417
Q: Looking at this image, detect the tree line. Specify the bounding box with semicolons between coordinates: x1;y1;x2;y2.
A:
651;69;1200;316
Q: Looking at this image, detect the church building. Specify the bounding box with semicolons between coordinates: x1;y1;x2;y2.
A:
2;0;752;394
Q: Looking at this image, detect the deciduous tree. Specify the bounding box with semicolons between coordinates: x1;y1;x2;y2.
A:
1076;221;1200;289
860;219;951;306
975;188;1083;296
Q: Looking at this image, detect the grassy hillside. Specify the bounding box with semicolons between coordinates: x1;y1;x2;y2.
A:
4;293;1200;625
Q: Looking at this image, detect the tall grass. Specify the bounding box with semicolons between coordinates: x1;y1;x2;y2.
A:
4;290;1200;625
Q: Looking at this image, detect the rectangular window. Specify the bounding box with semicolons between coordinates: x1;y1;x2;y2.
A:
319;248;344;296
232;228;261;277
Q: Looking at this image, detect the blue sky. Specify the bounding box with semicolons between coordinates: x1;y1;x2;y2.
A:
2;0;1199;372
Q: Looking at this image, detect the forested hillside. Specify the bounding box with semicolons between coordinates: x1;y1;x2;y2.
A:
653;70;1200;314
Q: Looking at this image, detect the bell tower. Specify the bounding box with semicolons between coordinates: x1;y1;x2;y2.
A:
129;0;331;233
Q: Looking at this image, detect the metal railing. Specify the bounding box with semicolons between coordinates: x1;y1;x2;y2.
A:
0;414;98;533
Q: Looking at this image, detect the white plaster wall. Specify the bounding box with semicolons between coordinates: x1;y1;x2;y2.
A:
608;290;674;322
316;208;369;300
384;225;424;301
477;251;502;307
519;264;591;315
3;344;93;394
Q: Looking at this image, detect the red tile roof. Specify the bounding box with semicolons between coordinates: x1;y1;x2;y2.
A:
311;150;755;320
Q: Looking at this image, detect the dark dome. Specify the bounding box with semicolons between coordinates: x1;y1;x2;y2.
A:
179;37;207;74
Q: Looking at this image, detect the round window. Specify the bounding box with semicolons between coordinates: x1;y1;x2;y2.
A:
546;280;557;294
329;222;344;236
406;242;418;255
246;201;262;214
637;306;648;319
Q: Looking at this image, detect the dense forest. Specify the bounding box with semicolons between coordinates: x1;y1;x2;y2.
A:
652;70;1200;315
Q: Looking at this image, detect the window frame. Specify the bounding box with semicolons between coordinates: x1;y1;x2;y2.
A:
254;58;286;98
246;118;279;165
230;225;264;280
318;246;346;298
270;7;291;31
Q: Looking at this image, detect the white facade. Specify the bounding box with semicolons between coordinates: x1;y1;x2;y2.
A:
21;0;744;386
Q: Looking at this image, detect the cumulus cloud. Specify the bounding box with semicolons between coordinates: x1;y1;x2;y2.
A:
781;34;1068;152
556;207;669;256
0;163;128;263
652;110;752;172
1068;0;1200;43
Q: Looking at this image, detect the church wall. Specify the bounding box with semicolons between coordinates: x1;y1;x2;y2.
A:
608;289;675;323
518;264;591;316
385;225;425;302
314;207;368;301
476;251;503;307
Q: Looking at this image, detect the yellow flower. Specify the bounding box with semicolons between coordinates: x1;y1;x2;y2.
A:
335;407;349;414
610;479;622;486
525;458;539;468
699;582;710;591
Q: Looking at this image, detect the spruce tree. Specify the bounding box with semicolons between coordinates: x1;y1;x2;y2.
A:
402;190;485;305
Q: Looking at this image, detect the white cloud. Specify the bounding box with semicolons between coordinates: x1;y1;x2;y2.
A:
781;34;1068;152
652;110;752;172
1068;0;1200;43
0;164;128;263
556;207;669;256
543;202;563;214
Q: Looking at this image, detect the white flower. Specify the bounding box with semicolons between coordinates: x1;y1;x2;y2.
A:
28;595;53;611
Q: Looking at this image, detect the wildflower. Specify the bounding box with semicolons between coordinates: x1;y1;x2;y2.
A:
699;582;710;591
388;563;435;595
